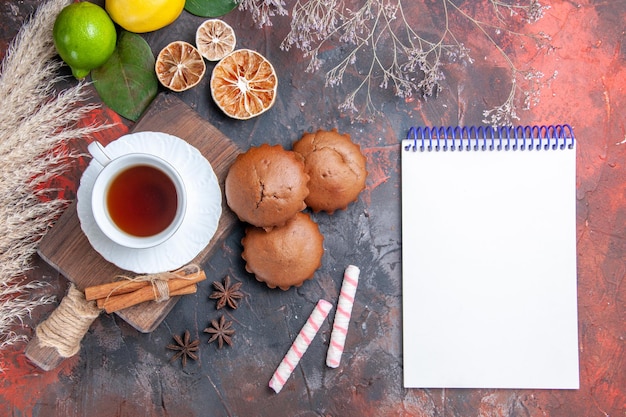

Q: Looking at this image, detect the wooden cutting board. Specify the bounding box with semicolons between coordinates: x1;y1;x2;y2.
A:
37;93;241;333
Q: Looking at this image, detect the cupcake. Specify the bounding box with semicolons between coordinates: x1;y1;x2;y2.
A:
293;129;367;213
241;212;324;290
225;143;309;230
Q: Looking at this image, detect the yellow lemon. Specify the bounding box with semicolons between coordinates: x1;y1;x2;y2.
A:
105;0;185;33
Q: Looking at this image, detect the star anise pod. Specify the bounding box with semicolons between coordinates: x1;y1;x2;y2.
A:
209;275;243;309
167;330;200;367
204;315;235;348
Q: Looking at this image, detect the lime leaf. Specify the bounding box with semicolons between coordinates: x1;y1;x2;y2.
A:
92;31;158;121
185;0;238;17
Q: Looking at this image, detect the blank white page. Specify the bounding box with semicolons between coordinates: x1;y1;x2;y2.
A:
401;133;579;389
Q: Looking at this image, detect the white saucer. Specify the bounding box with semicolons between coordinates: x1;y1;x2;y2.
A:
76;131;222;273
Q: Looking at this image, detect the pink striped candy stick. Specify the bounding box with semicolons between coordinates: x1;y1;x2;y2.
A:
326;265;360;368
269;299;332;394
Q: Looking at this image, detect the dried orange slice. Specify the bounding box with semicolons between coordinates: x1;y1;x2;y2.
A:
155;41;206;92
195;19;236;61
210;49;278;120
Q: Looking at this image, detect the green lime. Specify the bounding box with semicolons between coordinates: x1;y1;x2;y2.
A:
53;2;117;79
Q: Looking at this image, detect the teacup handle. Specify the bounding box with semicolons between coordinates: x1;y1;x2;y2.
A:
88;141;112;168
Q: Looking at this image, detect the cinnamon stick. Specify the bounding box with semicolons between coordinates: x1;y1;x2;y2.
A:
96;271;206;314
84;268;205;301
97;284;197;312
85;280;147;301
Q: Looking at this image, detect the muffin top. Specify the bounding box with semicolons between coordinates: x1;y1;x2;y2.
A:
241;212;324;290
225;143;309;230
293;129;367;214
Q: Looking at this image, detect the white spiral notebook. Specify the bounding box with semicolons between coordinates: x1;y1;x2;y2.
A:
401;125;579;389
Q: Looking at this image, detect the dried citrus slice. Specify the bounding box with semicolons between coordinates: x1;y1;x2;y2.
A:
210;49;278;120
195;19;236;61
155;41;206;92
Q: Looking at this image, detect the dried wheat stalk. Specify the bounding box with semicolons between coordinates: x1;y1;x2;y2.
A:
0;0;111;358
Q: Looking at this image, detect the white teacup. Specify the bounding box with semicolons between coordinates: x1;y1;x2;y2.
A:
88;141;187;249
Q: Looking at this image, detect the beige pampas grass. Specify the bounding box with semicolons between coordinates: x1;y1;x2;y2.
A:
0;0;112;356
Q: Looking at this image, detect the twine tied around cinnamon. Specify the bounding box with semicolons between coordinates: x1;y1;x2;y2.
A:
107;263;201;303
34;264;202;359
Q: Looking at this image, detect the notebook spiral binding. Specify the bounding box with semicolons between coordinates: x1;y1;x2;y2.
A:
405;124;575;152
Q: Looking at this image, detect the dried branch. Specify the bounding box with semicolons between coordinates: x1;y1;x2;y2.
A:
242;0;553;124
238;0;289;27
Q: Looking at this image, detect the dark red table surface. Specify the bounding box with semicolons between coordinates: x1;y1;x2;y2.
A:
1;1;624;416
